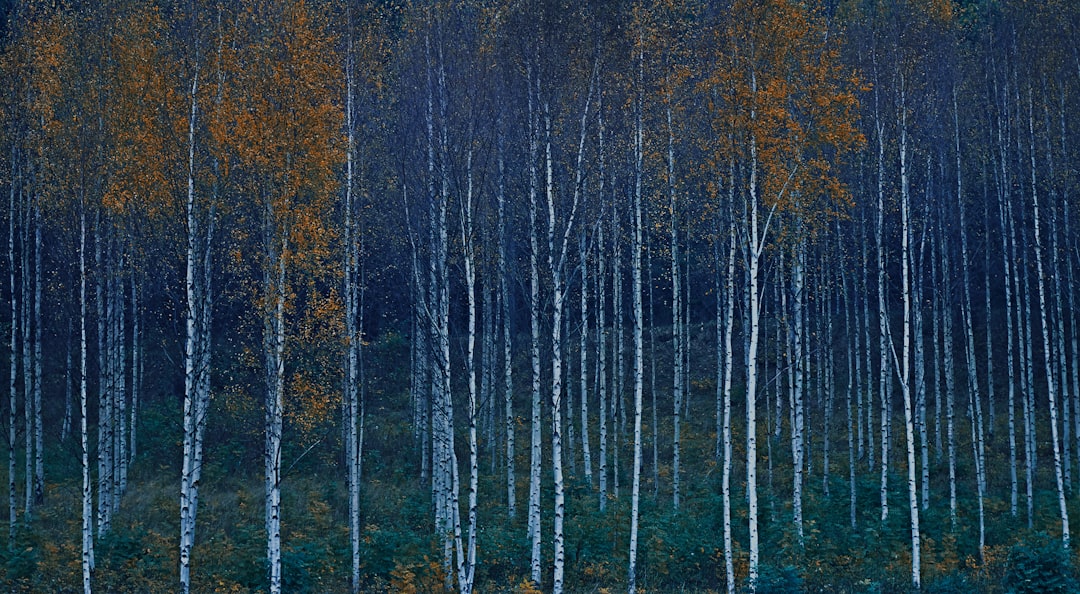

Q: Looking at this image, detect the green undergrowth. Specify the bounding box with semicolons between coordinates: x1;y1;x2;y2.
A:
1;330;1078;592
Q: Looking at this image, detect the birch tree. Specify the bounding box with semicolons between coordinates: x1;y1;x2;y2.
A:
224;3;342;589
177;3;218;589
897;74;920;589
527;59;543;587
1028;87;1070;548
628;20;645;592
707;1;863;586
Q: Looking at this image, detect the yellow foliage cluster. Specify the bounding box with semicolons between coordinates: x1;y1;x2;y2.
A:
389;557;447;593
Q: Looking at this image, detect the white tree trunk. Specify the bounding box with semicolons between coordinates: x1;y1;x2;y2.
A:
930;222;944;468
940;215;958;531
32;199;42;507
721;217;737;594
527;64;543;586
114;256;127;508
843;259;857;529
875;119;889;525
80;195;94;594
667;99;682;512
612;199;623;501
461;148;479;593
853;243;864;466
1028;89;1070;548
580;232;593;485
745;75;764;587
628;44;645;592
1062;95;1080;494
956;91;986;562
546;64;593;588
898;91;921;588
8;150;17;548
179;67;215;594
179;70;200;594
95;216;111;536
343;40;363;593
497;133;515;519
435;43;462;587
264;224;287;594
597;96;608;511
998;148;1019;515
792;241;806;545
1041;98;1069;492
862;240;875;470
130;273;141;466
20;190;31;523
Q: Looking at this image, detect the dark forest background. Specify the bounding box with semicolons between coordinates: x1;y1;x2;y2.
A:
2;0;1080;592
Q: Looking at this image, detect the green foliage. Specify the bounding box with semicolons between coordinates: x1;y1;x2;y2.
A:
94;523;173;593
1003;533;1077;594
754;563;803;594
638;501;724;590
924;572;974;594
3;535;39;585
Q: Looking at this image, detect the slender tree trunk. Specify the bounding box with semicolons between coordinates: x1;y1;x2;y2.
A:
8;148;18;548
95;216;111;536
940;206;958;532
461;147;480;593
1060;94;1080;495
114;253;127;509
179;65;215;594
627;42;645;592
527;65;543;586
863;238;875;471
549;62;593;589
613;199;623;502
31;198;42;507
80;193;93;594
179;70;200;594
1045;99;1070;495
421;34;449;581
130;273;140;466
21;186;32;522
899;88;921;588
876;119;890;524
580;232;593;485
484;271;498;474
956;90;986;562
435;42;463;588
545;107;564;594
843;251;857;528
565;311;576;477
854;233;864;466
597;97;608;511
931;222;944;467
824;280;835;499
721;215;737;594
745;71;764;588
1028;89;1070;548
497;131;516;519
792;240;806;546
998;144;1019;515
1014;82;1038;529
64;325;73;443
343;39;363;593
264;219;287;594
667;97;682;512
1018;204;1036;530
913;209;929;512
